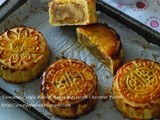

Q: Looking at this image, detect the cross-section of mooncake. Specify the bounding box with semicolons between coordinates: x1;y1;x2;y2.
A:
76;23;124;74
48;0;97;26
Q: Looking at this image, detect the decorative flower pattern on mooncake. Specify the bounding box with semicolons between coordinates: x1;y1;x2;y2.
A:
0;27;46;69
0;26;50;83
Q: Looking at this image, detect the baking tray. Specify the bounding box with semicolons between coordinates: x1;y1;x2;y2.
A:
0;0;28;23
0;0;160;120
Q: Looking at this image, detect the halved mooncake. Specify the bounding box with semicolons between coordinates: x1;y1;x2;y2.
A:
76;23;123;74
40;59;98;118
112;59;160;119
0;26;50;83
48;0;97;26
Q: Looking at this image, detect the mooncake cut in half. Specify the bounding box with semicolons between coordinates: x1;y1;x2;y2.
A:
48;0;97;26
0;26;50;83
40;59;98;118
112;59;160;119
76;23;123;74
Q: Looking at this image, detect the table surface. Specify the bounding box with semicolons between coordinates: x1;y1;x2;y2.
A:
0;0;6;6
0;0;160;120
103;0;160;32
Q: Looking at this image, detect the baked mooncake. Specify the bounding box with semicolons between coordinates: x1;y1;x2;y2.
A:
0;26;50;83
76;23;123;74
40;59;98;118
48;0;97;26
112;59;160;119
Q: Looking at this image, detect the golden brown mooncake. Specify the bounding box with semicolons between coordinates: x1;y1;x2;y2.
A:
0;26;50;83
40;59;98;118
76;23;124;74
112;59;160;119
48;0;97;26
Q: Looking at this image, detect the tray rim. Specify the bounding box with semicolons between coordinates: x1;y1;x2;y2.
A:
0;87;50;120
0;0;28;24
0;0;160;120
97;0;160;46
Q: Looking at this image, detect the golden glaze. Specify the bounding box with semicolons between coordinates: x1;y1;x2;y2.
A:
40;59;98;118
76;23;123;74
113;59;160;119
77;24;121;57
0;26;50;83
49;0;97;26
41;59;97;104
0;27;46;69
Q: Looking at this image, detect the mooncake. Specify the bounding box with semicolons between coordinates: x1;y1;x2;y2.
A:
48;0;97;26
76;23;123;74
40;59;98;118
0;26;50;83
112;59;160;119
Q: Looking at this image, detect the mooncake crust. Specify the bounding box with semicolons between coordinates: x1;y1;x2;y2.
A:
0;26;50;83
76;23;124;74
112;59;160;119
40;59;98;118
40;88;98;118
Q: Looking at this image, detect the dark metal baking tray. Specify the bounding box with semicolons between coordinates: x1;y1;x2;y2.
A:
0;0;28;24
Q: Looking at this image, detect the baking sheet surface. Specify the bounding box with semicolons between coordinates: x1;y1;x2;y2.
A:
0;1;160;120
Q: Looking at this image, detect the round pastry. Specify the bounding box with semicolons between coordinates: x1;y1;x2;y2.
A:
0;26;50;83
112;59;160;119
40;59;98;118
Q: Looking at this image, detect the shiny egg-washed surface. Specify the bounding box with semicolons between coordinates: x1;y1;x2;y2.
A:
76;23;123;74
0;26;50;83
41;59;97;104
76;23;121;58
0;26;46;69
113;59;160;119
115;59;160;105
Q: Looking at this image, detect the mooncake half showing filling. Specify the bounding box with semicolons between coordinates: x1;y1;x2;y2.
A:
0;26;50;83
48;0;97;26
76;23;123;74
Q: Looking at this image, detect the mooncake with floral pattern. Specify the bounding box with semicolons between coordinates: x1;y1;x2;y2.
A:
0;26;50;83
